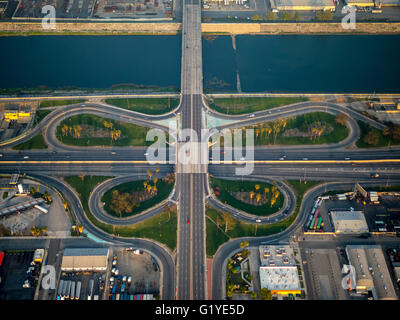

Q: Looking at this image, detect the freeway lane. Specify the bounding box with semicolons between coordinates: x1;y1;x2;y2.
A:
177;0;206;300
207;100;386;131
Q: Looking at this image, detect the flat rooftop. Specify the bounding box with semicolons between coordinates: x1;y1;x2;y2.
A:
346;245;397;299
259;245;296;267
259;266;301;291
270;0;335;10
331;210;369;234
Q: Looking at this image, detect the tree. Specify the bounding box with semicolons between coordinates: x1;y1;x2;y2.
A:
391;124;400;141
240;241;249;249
267;12;278;20
364;130;379;146
250;291;257;299
260;288;273;300
222;212;235;233
335;113;348;126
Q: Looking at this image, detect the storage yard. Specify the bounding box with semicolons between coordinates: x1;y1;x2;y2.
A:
304;185;400;235
108;248;160;300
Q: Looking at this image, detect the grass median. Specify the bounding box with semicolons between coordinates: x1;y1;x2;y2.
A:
64;175;177;251
39;99;85;109
206;180;322;257
105;97;179;115
356;120;400;148
208;97;308;115
12;132;47;150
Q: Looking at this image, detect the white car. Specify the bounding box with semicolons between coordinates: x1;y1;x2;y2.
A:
248;114;255;118
23;156;29;159
302;158;308;161
144;153;149;156
256;219;261;223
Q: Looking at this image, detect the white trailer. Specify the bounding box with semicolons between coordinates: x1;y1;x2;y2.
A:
75;281;81;300
34;205;48;214
70;281;75;300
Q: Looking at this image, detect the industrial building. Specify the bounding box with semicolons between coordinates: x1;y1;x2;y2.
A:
269;0;335;11
61;248;110;272
345;0;374;6
345;245;397;300
258;245;301;296
330;210;369;234
375;0;400;6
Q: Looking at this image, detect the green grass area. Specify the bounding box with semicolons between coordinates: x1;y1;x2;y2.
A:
105;97;179;115
39;99;85;109
356;120;400;148
206;218;230;257
209;176;284;216
208;97;308;115
101;178;175;218
56;114;153;147
34;109;52;126
247;112;348;146
12;132;47;150
206;179;323;257
64;175;177;251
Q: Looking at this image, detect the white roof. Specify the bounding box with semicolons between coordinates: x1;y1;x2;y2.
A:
259;266;301;291
331;210;369;233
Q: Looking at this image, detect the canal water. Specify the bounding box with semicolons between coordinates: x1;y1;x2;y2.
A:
0;35;182;90
1;34;399;93
203;34;400;93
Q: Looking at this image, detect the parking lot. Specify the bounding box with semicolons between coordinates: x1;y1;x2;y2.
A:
300;247;350;300
108;248;160;299
0;250;38;300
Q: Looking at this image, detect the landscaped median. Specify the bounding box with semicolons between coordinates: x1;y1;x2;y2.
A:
233;112;349;146
39;99;86;109
206;180;322;257
209;176;284;216
105;97;179;115
64;175;177;251
207;96;308;115
101;173;175;218
12;132;47;150
56;114;152;147
356;120;400;148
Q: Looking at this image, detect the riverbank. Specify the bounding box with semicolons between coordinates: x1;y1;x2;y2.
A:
1;22;400;36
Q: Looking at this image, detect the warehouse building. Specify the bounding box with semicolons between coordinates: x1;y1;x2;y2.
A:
345;0;374;6
259;245;301;296
330;210;369;234
61;248;110;272
269;0;336;11
345;245;397;300
375;0;400;6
